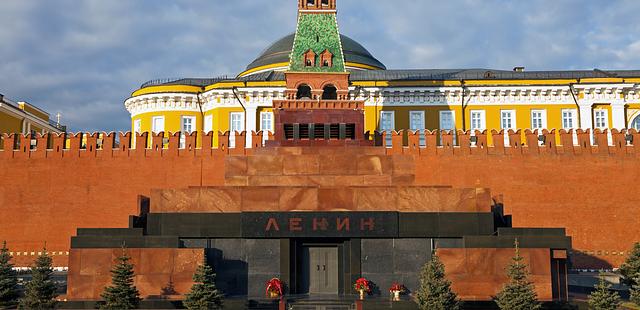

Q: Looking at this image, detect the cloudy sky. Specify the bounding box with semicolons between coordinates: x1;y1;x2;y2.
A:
1;0;640;132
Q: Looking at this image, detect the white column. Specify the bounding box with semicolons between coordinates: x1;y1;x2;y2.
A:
578;103;593;130
245;107;257;148
611;101;626;130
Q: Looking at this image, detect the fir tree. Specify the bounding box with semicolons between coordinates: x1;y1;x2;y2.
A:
183;259;224;310
587;275;621;310
414;251;460;310
18;247;58;309
630;273;640;306
0;241;19;309
495;240;541;310
620;242;640;287
100;249;141;310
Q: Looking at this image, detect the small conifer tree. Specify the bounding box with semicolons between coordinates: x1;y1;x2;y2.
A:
630;273;640;306
620;242;640;287
587;275;621;310
0;241;19;309
18;247;58;309
183;259;224;310
100;248;141;310
414;251;460;310
495;240;541;310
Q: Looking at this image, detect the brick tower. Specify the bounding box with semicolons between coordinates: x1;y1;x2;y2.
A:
271;0;367;146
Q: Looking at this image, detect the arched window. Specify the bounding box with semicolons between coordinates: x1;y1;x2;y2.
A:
322;85;337;100
297;84;312;100
632;115;640;130
321;0;329;6
307;0;315;6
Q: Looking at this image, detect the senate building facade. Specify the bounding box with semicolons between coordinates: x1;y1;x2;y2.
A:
125;3;640;147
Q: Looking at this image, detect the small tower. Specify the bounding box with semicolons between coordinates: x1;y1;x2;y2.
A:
298;0;336;11
271;0;365;147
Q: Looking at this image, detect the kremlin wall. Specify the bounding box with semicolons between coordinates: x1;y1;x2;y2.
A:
0;128;637;270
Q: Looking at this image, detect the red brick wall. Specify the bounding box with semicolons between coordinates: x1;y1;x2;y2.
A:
66;248;203;300
1;129;639;268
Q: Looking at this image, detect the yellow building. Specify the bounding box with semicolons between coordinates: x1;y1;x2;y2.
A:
125;3;640;147
0;93;66;135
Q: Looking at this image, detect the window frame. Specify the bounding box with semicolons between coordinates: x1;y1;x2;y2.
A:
151;116;165;134
380;111;395;147
229;112;245;148
379;111;395;132
469;110;486;132
181;116;196;134
632;115;640;130
134;119;142;134
530;109;547;130
409;111;425;132
594;109;609;129
500;110;516;130
561;109;578;130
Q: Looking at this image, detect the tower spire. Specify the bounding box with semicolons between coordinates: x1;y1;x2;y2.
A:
289;0;345;72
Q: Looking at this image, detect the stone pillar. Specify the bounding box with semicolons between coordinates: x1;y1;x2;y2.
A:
246;107;257;148
579;103;593;130
611;101;626;129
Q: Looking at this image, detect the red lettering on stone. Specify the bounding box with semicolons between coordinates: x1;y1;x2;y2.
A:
265;218;280;232
337;218;350;231
360;218;375;231
313;218;329;231
289;218;303;232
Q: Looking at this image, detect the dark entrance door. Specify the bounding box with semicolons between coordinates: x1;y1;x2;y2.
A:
303;247;339;294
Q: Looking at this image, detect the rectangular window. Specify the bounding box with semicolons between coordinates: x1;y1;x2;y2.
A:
180;116;196;149
260;112;274;133
204;115;213;133
152;116;165;134
410;111;426;146
561;109;577;130
409;111;425;131
229;112;244;148
260;112;274;145
439;110;456;145
500;110;515;146
181;116;196;133
380;111;395;147
500;110;516;130
530;110;546;130
470;110;486;132
134;119;141;134
594;109;608;129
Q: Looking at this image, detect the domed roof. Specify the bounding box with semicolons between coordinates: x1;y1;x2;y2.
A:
242;33;386;76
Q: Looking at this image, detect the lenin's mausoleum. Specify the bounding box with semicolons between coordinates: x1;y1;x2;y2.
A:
2;0;640;308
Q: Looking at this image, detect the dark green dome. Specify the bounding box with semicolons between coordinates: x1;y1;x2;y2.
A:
242;33;386;75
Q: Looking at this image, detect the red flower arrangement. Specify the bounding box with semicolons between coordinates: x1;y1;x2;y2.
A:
389;282;406;293
353;278;371;293
265;278;283;298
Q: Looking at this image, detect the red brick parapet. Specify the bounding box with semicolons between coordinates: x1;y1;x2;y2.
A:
1;128;638;159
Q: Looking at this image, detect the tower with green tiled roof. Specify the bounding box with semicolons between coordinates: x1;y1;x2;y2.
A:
289;0;346;73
